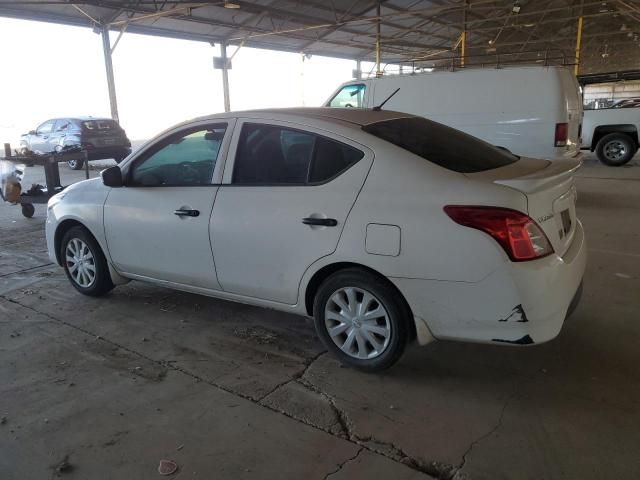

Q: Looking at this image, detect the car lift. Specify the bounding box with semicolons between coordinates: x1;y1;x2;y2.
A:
1;143;89;218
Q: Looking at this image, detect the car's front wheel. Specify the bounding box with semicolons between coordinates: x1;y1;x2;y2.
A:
60;226;114;296
313;268;410;372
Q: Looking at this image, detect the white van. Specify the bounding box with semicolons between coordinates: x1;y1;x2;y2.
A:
325;66;582;161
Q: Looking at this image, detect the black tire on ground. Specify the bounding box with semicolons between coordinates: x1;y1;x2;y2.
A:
313;268;410;372
21;203;35;218
67;159;85;170
595;133;637;166
60;226;114;297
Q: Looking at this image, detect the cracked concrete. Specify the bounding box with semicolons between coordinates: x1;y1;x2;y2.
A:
2;156;640;479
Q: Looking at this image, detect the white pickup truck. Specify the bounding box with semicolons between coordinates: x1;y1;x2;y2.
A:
582;107;639;166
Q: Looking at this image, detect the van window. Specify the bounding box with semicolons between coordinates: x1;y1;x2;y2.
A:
328;84;366;108
363;117;518;173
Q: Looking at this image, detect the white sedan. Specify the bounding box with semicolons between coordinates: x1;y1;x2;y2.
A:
46;108;586;371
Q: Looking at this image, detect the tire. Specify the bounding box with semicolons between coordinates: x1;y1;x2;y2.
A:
21;203;35;218
60;226;114;296
595;133;637;166
67;159;85;170
313;268;410;372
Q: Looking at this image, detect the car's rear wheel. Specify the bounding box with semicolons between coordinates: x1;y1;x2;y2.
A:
596;133;637;166
313;268;409;372
67;159;85;170
60;226;114;296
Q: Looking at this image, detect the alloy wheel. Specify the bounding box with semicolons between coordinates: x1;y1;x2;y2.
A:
603;140;627;162
65;238;96;288
324;287;391;359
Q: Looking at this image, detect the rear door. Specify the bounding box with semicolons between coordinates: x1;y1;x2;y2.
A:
210;119;373;304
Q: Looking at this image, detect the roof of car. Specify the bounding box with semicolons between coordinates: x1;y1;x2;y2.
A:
196;107;414;127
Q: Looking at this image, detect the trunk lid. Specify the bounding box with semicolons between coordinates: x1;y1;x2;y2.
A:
467;157;581;256
82;119;128;147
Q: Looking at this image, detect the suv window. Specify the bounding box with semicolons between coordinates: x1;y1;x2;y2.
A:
54;120;71;132
131;124;226;186
328;84;366;108
232;123;364;185
37;121;54;135
363;117;518;173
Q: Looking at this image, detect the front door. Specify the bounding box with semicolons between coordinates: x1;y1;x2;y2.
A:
31;120;55;154
211;119;372;304
104;121;233;290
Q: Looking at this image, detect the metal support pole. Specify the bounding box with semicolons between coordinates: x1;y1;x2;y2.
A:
356;60;362;80
375;2;382;77
461;1;467;67
101;26;119;122
574;16;583;76
221;42;231;113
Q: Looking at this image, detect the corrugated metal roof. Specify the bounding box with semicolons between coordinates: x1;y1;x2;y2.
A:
0;0;638;74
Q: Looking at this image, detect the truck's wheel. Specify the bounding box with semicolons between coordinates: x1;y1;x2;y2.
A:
596;133;637;166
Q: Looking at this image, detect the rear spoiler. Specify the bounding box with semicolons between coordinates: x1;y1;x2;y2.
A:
493;158;582;194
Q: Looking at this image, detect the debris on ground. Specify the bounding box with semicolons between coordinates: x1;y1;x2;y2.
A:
233;326;278;345
54;455;73;475
1;416;7;425
158;459;178;476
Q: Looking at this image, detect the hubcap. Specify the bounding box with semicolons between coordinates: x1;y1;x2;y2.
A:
604;140;627;161
65;238;96;288
324;287;391;360
68;160;77;168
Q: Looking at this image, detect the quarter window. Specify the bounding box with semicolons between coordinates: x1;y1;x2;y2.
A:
328;84;366;108
131;124;226;186
232;123;364;185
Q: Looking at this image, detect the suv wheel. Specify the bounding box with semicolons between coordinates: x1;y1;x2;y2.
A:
596;133;637;166
60;226;114;296
67;159;85;170
313;268;410;372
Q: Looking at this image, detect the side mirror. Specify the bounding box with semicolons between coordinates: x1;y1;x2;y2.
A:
101;166;124;187
28;130;36;135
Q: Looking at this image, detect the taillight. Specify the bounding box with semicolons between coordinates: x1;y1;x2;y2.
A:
443;206;554;262
554;122;568;147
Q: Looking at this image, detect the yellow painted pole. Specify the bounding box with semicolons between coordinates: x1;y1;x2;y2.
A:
574;16;583;76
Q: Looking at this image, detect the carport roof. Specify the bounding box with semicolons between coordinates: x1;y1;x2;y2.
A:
1;1;639;74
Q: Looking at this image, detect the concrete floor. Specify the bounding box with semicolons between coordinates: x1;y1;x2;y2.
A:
1;154;639;479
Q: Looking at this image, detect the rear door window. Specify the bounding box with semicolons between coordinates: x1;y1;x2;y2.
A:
232;123;364;185
328;84;366;108
362;117;518;173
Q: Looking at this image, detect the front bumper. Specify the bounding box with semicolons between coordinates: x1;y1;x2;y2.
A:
392;220;587;346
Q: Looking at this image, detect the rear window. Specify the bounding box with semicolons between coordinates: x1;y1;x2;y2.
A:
83;120;118;130
362;117;518;173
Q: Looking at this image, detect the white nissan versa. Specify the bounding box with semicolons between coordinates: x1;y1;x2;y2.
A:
46;108;586;371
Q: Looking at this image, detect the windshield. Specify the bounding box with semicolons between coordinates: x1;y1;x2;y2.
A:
362;117;519;173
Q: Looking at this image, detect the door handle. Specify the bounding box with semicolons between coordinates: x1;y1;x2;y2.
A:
174;208;200;217
302;217;337;227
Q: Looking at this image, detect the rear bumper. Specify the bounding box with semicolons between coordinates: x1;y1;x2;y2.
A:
391;220;587;346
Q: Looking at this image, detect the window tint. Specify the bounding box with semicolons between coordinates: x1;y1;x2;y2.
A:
37;121;54;135
328;84;366;108
309;137;364;183
233;124;314;184
131;124;226;186
232;124;364;185
362;117;518;173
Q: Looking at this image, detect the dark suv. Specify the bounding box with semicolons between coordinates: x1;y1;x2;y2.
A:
20;117;132;170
